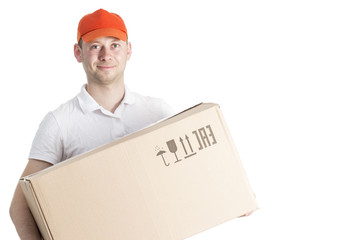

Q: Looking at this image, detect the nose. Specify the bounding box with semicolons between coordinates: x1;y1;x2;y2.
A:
98;47;112;61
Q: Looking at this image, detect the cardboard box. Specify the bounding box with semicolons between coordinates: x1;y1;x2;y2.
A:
20;103;258;240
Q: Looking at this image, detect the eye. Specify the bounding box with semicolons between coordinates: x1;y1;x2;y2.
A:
90;45;100;50
112;43;120;48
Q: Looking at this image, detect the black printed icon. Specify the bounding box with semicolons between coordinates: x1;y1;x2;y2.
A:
166;139;182;163
180;135;197;159
156;150;169;166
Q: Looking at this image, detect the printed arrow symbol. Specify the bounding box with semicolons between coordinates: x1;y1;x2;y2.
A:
179;137;188;155
185;135;194;153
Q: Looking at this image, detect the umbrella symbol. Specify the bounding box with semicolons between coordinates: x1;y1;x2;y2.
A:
156;150;169;166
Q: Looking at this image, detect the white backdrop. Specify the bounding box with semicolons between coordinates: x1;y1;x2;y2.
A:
2;0;360;239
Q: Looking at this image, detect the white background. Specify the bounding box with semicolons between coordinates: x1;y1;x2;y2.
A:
2;0;360;239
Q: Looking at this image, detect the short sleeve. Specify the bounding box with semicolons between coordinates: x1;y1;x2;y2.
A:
28;112;63;164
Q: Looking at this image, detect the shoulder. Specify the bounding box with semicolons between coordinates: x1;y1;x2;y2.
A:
52;95;81;117
52;96;80;116
36;96;80;133
131;91;175;118
44;96;82;131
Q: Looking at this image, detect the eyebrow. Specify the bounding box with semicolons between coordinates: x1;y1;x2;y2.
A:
89;40;122;44
86;38;123;46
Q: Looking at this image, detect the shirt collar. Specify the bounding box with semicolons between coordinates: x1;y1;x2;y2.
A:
77;84;136;114
122;85;136;105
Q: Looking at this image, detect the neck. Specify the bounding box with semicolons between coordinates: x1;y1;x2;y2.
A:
86;81;125;113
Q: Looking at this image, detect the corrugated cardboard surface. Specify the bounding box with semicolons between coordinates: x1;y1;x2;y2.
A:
20;103;258;240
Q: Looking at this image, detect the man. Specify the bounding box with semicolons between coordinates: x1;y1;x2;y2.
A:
10;9;173;239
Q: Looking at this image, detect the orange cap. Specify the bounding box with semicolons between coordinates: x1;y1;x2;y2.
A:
77;9;127;43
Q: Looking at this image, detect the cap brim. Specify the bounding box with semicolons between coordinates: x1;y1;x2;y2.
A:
81;28;127;42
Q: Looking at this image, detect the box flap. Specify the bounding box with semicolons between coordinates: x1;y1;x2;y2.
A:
19;178;53;240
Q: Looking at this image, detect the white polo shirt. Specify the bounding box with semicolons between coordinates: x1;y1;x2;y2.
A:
29;85;174;164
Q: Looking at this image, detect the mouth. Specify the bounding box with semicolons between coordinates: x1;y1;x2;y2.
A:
97;65;115;70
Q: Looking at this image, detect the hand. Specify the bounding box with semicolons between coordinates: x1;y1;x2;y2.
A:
240;211;254;217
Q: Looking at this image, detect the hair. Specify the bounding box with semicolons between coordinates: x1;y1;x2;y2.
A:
78;38;83;49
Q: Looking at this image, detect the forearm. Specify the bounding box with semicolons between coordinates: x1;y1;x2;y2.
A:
10;184;42;240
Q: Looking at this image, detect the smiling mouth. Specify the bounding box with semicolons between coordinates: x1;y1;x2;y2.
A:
97;66;115;70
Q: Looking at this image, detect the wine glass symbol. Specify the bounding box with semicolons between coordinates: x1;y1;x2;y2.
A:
166;139;182;163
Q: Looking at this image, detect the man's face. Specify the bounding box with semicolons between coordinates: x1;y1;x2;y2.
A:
74;36;132;86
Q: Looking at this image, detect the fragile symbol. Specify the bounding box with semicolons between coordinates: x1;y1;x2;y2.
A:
166;139;182;163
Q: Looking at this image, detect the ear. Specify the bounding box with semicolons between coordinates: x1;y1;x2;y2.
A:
126;42;132;61
74;43;82;63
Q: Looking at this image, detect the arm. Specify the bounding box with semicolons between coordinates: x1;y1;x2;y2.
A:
10;159;53;240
